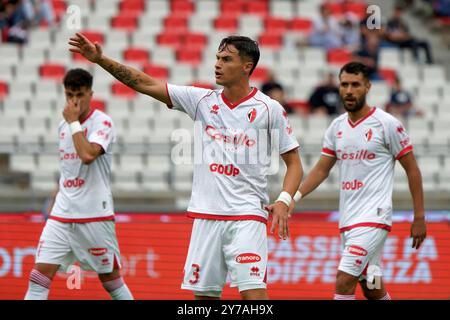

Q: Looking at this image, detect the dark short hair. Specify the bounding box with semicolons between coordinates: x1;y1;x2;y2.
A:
63;68;93;90
339;62;371;81
218;35;260;75
262;82;283;94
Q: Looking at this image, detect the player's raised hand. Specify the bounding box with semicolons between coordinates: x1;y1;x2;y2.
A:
63;99;81;123
68;33;103;63
270;202;290;240
410;217;427;249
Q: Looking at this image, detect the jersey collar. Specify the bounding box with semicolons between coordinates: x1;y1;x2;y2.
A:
80;108;95;125
347;107;376;128
221;87;257;110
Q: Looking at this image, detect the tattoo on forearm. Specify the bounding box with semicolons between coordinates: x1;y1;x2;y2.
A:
106;62;141;88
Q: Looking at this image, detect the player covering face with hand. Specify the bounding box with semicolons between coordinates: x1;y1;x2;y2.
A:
269;62;427;300
68;33;303;300
24;69;133;300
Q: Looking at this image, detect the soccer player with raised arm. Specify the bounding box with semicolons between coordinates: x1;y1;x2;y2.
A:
68;33;303;300
281;62;427;300
24;69;133;300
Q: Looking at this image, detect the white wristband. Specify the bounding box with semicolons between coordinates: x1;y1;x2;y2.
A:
276;191;292;207
293;191;302;202
69;121;82;135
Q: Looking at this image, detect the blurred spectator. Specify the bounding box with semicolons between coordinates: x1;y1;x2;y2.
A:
352;33;383;80
359;10;386;47
385;77;423;117
432;0;450;17
0;0;29;43
309;4;343;50
385;5;434;64
308;72;341;116
261;78;294;114
22;0;55;27
341;15;361;51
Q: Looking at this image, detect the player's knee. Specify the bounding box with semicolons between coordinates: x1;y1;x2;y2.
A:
98;268;121;283
240;288;268;300
194;291;222;300
336;271;358;294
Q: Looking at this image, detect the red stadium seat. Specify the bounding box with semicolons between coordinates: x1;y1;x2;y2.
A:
258;34;282;48
164;16;188;32
112;82;137;98
184;33;207;49
111;15;138;31
190;82;215;90
287;99;310;114
379;68;397;85
143;64;169;80
250;67;269;82
346;2;367;19
264;17;289;35
124;47;150;64
157;32;182;48
324;2;345;17
244;0;268;16
80;31;105;45
176;48;202;66
290;17;313;34
438;17;450;26
220;1;245;16
171;0;195;16
119;0;145;16
0;81;8;99
91;99;106;112
51;0;67;22
327;48;352;65
214;16;238;32
40;63;66;81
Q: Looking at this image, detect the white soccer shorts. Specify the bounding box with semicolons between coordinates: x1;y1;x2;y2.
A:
338;226;388;281
35;219;122;274
181;219;268;296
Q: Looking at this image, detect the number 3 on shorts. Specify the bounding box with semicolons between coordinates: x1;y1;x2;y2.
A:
189;264;200;284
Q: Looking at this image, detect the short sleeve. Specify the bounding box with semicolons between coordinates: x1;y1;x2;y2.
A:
270;102;299;155
386;117;413;160
321;122;337;158
88;116;115;153
166;83;212;120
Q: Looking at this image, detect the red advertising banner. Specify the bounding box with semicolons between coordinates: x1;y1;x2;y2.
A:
0;213;449;299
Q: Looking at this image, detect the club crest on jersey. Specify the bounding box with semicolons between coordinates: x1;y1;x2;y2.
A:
247;108;257;123
210;104;220;114
336;131;343;139
365;128;373;142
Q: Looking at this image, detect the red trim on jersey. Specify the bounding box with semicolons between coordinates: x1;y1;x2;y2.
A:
221;87;257;110
396;145;413;160
48;215;115;223
165;83;173;108
80;108;95;125
187;212;267;224
347;107;376;128
263;267;267;284
322;148;336;157
339;222;392;233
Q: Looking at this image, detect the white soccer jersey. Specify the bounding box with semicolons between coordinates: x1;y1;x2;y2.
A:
50;109;116;222
167;84;299;222
321;107;413;231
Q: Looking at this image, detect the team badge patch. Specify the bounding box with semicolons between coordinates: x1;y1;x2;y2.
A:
247;108;257;123
365;128;373;142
